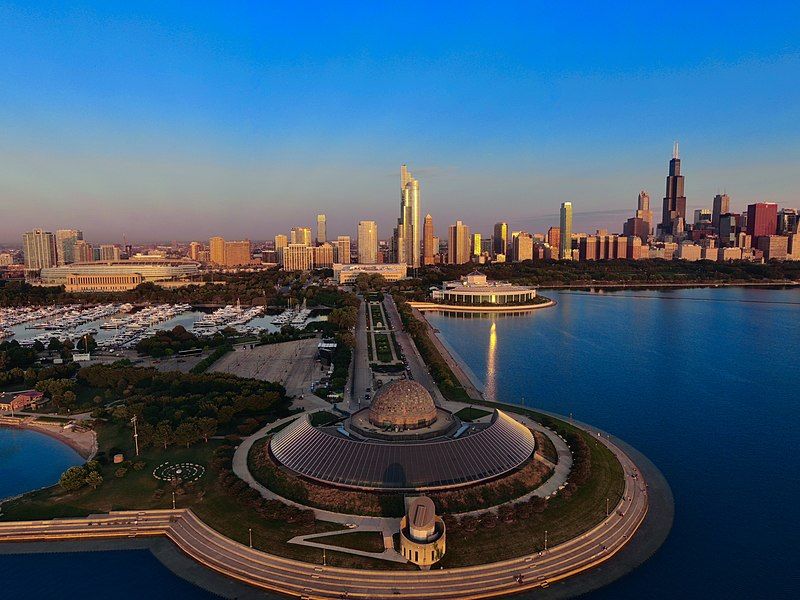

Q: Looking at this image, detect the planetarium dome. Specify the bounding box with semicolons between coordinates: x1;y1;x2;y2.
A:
368;380;438;430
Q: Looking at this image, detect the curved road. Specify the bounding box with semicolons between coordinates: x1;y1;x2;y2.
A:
0;426;648;599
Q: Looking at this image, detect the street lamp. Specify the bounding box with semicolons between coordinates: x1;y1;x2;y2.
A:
131;415;140;457
249;528;253;548
544;529;548;553
172;491;176;510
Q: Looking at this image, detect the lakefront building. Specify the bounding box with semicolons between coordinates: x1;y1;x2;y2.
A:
431;272;537;306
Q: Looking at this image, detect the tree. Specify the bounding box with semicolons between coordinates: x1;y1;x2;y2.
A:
32;340;45;353
174;420;200;448
197;417;218;443
47;338;63;353
59;466;87;491
85;470;103;489
152;421;174;449
76;334;97;352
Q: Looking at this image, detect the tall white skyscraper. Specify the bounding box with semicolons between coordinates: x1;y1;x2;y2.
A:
448;221;471;265
559;202;573;260
393;165;420;267
23;229;58;271
357;221;378;264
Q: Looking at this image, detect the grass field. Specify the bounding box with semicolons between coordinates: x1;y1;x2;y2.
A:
309;411;340;426
318;531;385;553
373;333;393;363
534;429;559;464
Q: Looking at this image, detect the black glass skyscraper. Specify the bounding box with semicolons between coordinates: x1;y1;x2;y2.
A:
659;142;687;238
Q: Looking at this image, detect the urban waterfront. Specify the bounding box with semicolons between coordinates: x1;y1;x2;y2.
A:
2;287;797;598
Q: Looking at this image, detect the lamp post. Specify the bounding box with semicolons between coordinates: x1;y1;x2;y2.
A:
606;497;610;517
131;415;140;457
172;491;176;510
544;529;548;553
249;528;253;548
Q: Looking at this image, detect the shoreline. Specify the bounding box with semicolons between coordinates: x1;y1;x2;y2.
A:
537;280;799;290
0;421;95;461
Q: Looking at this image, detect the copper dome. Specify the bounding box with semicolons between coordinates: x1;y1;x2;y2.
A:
368;380;437;430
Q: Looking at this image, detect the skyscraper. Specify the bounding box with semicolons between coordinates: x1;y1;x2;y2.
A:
423;214;435;265
357;221;378;264
559;202;573;260
99;244;121;261
659;142;687;238
712;193;730;231
512;232;534;262
291;227;312;246
188;241;202;261
493;222;508;257
209;236;226;265
448;221;471;265
23;229;57;271
55;229;83;265
334;235;351;264
746;202;778;245
635;191;653;235
471;233;482;257
547;227;561;257
73;240;93;263
316;214;327;245
224;240;252;266
393;165;420;267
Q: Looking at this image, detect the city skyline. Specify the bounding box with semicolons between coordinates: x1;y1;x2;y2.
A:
1;3;798;242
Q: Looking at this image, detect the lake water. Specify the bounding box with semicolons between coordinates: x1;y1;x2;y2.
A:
0;427;84;501
427;287;799;599
2;287;797;598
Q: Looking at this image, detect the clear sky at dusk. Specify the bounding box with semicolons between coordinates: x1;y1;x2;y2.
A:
1;2;798;243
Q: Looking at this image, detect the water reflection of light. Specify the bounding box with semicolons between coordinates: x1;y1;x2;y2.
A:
485;320;497;402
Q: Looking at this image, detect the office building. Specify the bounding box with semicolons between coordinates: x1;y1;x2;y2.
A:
316;214;327;244
777;208;799;236
659;142;687;238
423;214;435;265
333;263;408;284
393;165;421;267
291;227;312;247
756;235;788;260
282;244;315;271
635;191;653;235
357;221;378;264
448;221;471;265
188;241;203;261
334;235;351;264
559;202;573;260
746;203;778;245
493;222;508;257
55;229;83;265
623;217;650;242
23;229;57;272
73;240;93;263
694;209;712;227
471;233;482;258
718;214;739;247
712;194;730;231
209;236;226;265
547;227;560;258
223;240;252;266
512;232;533;262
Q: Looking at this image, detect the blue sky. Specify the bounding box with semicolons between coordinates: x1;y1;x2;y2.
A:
1;1;798;243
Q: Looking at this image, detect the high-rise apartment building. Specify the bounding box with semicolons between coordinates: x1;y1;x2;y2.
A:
512;232;533;262
223;240;252;266
746;203;778;246
313;243;334;268
334;235;351;264
357;221;378;264
188;241;202;261
559;202;573;260
282;244;315;271
291;227;312;246
99;244;121;261
393;165;420;267
316;214;327;244
73;240;93;263
55;229;83;265
547;227;561;257
712;193;730;231
423;214;435;265
777;208;799;236
659;142;687;238
493;222;508;257
448;221;471;265
209;236;226;265
22;229;57;271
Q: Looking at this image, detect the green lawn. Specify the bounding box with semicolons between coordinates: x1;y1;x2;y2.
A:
454;407;491;422
373;334;393;363
309;411;339;427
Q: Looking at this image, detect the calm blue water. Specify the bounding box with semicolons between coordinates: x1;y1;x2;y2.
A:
0;427;84;500
2;287;798;598
427;287;799;599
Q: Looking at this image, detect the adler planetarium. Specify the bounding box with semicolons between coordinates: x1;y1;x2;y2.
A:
270;380;536;492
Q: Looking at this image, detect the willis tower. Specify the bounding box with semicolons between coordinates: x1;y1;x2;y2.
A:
658;142;687;239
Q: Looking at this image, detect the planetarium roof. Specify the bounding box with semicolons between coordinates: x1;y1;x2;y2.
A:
368;380;438;429
270;409;535;491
